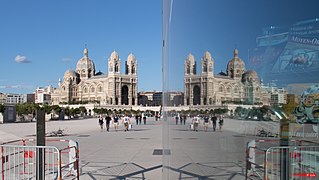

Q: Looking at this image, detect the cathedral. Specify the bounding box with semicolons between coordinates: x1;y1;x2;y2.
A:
51;48;138;106
184;49;262;106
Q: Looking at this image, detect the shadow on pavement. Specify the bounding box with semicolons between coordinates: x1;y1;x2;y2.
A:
80;161;162;179
79;161;245;179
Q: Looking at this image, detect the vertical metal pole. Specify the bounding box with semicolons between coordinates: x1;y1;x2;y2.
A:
280;117;289;180
245;142;249;180
36;109;45;180
1;147;5;180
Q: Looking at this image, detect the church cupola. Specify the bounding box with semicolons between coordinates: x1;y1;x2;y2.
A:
108;50;121;75
184;53;196;75
201;51;214;75
125;53;137;75
226;49;246;79
76;47;95;80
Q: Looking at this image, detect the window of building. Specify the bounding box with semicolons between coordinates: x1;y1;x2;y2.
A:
98;86;103;92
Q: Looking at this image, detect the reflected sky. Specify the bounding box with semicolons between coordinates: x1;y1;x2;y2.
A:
164;0;319;91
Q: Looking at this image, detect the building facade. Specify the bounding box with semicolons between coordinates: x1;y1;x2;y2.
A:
34;86;54;104
184;49;263;106
51;48;138;106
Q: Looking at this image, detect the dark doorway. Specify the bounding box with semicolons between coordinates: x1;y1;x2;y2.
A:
121;85;129;105
193;86;200;105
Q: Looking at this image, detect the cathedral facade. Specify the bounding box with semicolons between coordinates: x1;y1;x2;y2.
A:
51;48;138;106
184;49;262;106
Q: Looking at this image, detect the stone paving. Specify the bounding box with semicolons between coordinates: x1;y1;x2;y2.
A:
1;117;317;179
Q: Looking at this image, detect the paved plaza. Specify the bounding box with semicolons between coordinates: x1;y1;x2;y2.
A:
0;117;280;179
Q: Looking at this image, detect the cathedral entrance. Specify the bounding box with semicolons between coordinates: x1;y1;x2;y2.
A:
193;85;200;105
121;85;129;105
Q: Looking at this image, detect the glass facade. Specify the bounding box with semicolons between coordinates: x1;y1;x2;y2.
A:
163;0;319;179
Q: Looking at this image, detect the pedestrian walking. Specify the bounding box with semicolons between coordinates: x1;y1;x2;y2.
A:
192;116;200;131
122;114;131;132
219;114;224;131
183;115;186;125
203;115;210;132
98;116;104;131
211;115;217;131
135;114;139;125
113;114;119;131
139;114;142;125
175;116;179;125
105;114;112;132
143;116;147;125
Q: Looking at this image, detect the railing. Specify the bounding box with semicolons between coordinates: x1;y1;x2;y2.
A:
0;139;79;180
245;139;319;180
265;146;319;180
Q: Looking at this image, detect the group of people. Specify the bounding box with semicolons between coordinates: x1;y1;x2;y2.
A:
192;114;224;132
134;114;147;125
98;114;149;132
175;115;187;125
98;114;133;132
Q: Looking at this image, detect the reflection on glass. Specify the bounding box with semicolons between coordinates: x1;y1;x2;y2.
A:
163;0;319;179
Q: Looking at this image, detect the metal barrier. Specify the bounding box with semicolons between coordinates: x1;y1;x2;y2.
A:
265;146;319;180
0;139;79;180
1;145;60;179
246;139;319;180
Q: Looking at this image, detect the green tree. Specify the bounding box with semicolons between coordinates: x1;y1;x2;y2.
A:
0;104;5;114
79;106;87;116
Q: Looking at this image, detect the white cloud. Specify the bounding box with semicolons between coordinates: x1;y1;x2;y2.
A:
15;55;31;63
0;84;33;90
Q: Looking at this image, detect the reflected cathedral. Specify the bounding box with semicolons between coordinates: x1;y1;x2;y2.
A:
184;49;263;106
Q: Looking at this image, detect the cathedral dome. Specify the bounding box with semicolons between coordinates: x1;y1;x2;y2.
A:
242;70;259;83
76;48;95;71
226;49;246;78
203;51;212;60
227;49;246;70
63;70;78;82
110;51;119;61
76;57;95;70
186;53;195;62
127;53;136;62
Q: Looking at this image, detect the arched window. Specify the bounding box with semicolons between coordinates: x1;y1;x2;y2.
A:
98;86;103;92
132;65;135;74
91;86;95;93
234;86;239;93
115;63;118;72
203;62;207;72
227;86;231;93
84;87;88;93
219;85;224;92
186;65;190;74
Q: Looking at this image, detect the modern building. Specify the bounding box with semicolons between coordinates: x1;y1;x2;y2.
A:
270;88;287;105
34;86;54;104
51;48;138;106
184;49;263;106
138;91;162;106
5;94;27;104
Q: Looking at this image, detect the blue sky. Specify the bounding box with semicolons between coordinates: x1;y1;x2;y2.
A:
0;0;162;94
164;0;319;91
1;0;319;94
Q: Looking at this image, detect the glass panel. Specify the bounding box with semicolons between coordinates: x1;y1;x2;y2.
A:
163;0;319;179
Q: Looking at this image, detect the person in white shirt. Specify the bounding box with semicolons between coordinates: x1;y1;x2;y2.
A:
192;116;200;131
122;114;131;132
